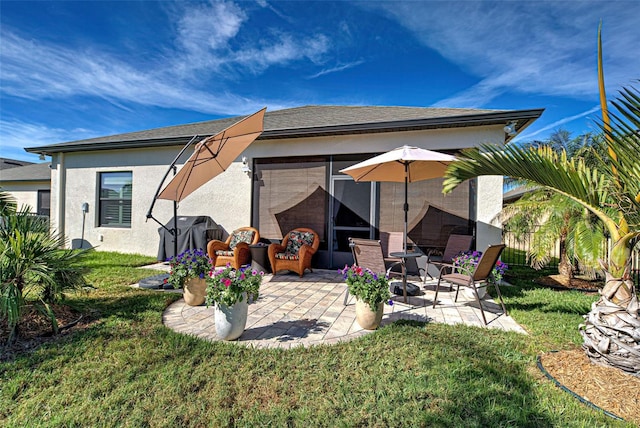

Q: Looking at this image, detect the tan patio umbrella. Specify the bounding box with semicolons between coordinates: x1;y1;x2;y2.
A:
340;145;456;253
157;107;266;201
147;107;266;259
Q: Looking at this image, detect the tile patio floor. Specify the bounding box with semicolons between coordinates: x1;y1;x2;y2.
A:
140;264;527;349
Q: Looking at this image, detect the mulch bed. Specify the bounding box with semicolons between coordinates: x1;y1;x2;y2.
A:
534;274;602;292
540;349;640;424
0;304;96;362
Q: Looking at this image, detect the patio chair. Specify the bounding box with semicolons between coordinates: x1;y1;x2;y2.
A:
344;238;403;305
420;234;473;282
268;228;320;277
432;243;507;325
207;227;260;270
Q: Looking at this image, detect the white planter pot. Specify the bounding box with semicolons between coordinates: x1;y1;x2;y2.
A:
183;277;206;306
214;294;249;341
355;298;384;330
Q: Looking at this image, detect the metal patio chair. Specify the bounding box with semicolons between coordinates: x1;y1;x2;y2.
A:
420;234;474;282
432;243;507;325
344;237;402;305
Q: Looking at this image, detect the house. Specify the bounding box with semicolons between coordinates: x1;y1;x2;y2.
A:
25;105;543;267
0;161;52;216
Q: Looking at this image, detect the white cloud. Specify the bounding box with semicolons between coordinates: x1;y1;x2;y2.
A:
0;30;266;115
307;60;365;79
170;1;329;78
516;105;601;141
0;119;98;158
366;1;640;107
0;1;327;116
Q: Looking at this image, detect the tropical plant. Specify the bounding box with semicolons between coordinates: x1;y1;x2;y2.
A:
205;264;262;306
339;264;393;311
442;30;639;374
502;131;608;279
0;188;17;217
165;248;212;289
1;204;89;343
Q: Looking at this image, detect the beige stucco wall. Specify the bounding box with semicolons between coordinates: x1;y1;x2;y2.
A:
475;175;504;251
0;181;49;212
51;124;506;257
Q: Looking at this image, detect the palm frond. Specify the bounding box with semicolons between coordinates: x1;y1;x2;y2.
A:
444;144;619;237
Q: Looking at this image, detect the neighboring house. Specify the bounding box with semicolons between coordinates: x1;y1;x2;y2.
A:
0;157;34;170
25;105;542;267
0;162;51;216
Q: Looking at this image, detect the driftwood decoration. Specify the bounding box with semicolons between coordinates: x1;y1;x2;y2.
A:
580;263;640;377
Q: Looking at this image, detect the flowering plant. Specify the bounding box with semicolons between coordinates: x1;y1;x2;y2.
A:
339;264;393;311
452;250;509;284
166;248;212;289
205;264;263;306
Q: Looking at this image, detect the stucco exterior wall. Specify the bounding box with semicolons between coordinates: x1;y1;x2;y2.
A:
475;175;505;251
0;181;49;212
52;124;506;257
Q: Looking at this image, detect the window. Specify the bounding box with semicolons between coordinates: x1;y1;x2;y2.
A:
99;172;132;227
37;190;50;217
252;158;328;243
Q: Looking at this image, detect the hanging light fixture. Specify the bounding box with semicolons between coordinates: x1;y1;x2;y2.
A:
241;156;251;174
503;121;517;136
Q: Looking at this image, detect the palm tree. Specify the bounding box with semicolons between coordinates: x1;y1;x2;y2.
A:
503;188;607;278
1;201;89;343
503;130;608;279
442;35;639;374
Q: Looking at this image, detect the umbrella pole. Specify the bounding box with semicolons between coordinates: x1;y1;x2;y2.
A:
404;163;409;253
173;199;178;259
145;135;199;260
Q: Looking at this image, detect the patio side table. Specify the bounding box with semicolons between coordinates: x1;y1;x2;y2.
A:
250;244;271;273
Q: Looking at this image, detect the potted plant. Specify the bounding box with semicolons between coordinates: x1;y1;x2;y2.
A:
205;264;263;340
340;264;393;330
452;250;509;299
165;248;212;306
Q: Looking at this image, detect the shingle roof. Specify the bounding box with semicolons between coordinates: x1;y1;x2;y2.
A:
0;158;34;170
25;105;544;154
0;162;51;182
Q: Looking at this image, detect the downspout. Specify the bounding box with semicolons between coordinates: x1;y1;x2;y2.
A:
56;152;66;244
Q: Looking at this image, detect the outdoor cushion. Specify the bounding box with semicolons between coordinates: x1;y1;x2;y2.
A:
284;231;315;255
229;230;255;249
275;252;300;260
215;250;235;257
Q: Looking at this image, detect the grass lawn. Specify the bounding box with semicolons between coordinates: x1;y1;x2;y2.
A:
1;252;634;427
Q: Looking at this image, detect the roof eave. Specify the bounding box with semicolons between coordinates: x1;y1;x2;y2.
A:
25;108;544;155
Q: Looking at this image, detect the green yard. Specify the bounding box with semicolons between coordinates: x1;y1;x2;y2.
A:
1;252;633;427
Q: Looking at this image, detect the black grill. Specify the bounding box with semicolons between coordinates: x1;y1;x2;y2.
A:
157;216;221;261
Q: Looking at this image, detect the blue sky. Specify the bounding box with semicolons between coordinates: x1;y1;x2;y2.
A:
1;1;639;163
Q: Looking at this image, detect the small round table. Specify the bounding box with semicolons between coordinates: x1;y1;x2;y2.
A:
390;251;422;303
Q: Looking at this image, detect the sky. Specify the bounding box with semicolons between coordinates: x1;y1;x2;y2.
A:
1;0;639;163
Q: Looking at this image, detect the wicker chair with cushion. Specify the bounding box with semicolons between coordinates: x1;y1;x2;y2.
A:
268;228;320;277
207;227;260;270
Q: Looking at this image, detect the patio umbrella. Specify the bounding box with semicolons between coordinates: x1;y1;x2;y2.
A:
147;107;266;259
157;107;266;202
339;145;456;253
